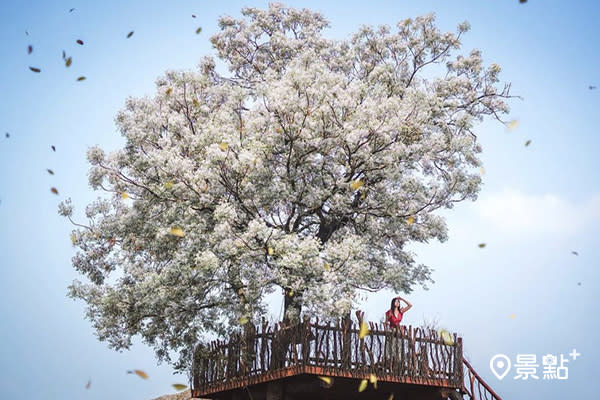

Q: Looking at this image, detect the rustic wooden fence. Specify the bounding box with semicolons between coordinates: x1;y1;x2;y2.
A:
462;358;503;400
192;319;463;393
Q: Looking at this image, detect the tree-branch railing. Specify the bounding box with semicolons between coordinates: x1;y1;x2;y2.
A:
462;358;503;400
193;319;463;392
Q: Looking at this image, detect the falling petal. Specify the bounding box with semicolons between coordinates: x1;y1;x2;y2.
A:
121;192;129;199
571;251;579;256
219;142;229;151
133;370;148;379
479;167;485;176
406;216;415;225
164;181;174;189
51;145;56;151
169;227;185;237
525;140;531;147
127;31;134;38
358;379;368;392
478;243;486;248
29;66;41;73
47;169;54;175
51;187;59;195
65;57;72;67
267;247;274;255
369;374;378;389
509;314;516;320
506;119;519;131
319;376;333;388
318;376;332;385
172;384;188;391
196;27;202;34
350;179;363;190
85;380;91;389
77;76;86;81
440;329;454;345
28;45;33;54
359;321;370;339
76;39;84;45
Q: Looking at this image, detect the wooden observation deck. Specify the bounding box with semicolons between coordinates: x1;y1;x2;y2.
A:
192;319;503;400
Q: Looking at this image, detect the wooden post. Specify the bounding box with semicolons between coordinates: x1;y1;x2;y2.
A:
470;372;477;400
301;318;310;366
410;326;417;379
456;337;464;387
341;315;352;369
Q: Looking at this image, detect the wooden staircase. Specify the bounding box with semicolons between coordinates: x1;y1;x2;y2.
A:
458;358;502;400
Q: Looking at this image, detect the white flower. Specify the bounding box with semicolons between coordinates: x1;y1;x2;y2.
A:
62;4;511;372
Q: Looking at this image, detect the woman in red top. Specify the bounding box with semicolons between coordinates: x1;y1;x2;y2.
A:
384;296;412;371
385;296;412;329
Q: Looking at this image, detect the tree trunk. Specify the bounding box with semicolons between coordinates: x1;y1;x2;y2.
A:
271;288;303;370
283;288;303;324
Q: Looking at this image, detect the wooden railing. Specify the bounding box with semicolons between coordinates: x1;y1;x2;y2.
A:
192;319;463;394
462;358;503;400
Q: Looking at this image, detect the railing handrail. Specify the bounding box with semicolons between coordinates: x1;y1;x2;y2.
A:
462;358;503;400
205;320;454;346
193;320;505;400
193;319;463;393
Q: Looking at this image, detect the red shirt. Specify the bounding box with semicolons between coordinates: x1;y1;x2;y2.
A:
385;309;403;328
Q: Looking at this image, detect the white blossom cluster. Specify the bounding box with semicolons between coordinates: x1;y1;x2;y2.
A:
61;4;511;371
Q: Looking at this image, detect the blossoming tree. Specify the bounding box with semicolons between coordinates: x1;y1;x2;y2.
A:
60;4;511;371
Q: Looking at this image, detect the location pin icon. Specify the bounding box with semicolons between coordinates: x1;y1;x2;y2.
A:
490;354;511;380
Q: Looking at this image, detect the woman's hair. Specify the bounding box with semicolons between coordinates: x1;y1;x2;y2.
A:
390;297;398;312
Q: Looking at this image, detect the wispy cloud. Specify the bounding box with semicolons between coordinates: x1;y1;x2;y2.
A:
475;190;600;236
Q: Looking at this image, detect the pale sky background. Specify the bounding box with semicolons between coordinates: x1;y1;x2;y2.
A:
0;1;598;399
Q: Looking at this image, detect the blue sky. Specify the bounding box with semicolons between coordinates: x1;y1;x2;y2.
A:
0;1;598;399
